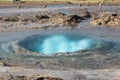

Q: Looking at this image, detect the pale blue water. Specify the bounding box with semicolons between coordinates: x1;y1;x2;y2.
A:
38;35;94;54
18;34;115;55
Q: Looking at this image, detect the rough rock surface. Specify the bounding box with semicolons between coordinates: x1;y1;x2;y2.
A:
0;67;120;80
0;76;63;80
0;6;92;32
0;11;90;28
91;11;120;26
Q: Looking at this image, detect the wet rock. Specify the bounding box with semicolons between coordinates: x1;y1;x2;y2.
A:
101;11;108;17
49;13;82;26
50;13;66;18
49;13;69;25
10;76;28;80
91;12;98;21
1;76;63;80
104;15;110;22
69;15;81;23
0;9;90;31
91;19;101;25
36;15;49;19
35;15;49;23
80;11;90;19
91;12;120;26
73;8;90;19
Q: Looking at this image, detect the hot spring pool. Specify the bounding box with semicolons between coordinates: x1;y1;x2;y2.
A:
18;34;115;55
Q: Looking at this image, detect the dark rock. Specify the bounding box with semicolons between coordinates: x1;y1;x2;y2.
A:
111;13;118;16
10;76;28;80
36;76;63;80
35;15;49;20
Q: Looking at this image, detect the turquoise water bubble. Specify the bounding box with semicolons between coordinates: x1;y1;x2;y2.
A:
18;34;114;55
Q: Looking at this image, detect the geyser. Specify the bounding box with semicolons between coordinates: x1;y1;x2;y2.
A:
18;34;115;55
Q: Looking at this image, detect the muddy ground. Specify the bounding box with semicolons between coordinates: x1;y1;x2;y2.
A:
0;3;120;80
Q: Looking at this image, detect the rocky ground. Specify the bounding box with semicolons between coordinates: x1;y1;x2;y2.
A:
0;7;90;32
0;67;120;80
0;3;120;80
91;11;120;26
